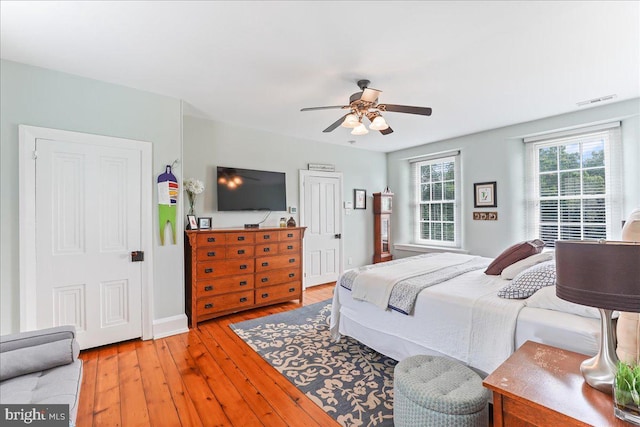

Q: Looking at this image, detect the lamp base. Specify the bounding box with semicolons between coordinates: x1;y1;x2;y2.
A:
580;308;618;394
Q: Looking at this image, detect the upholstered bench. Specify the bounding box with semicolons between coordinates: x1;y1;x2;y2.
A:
394;355;490;427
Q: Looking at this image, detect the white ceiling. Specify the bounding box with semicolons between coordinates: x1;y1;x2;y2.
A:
1;1;638;152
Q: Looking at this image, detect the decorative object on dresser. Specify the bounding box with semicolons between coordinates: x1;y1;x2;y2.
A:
484;341;629;427
184;227;306;328
555;239;640;394
373;192;393;263
197;217;211;230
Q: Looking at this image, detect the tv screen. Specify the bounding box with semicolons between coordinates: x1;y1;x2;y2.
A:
217;166;286;211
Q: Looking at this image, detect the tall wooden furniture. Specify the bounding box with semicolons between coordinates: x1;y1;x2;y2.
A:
185;227;305;328
373;192;393;264
483;340;628;426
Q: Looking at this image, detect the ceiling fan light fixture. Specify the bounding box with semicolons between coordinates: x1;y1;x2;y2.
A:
369;115;389;131
341;113;360;128
351;123;369;135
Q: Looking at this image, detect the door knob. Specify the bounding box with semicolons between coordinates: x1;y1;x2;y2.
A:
131;251;144;262
334;234;342;239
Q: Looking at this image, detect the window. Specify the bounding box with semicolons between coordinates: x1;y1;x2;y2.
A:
525;124;622;247
412;153;460;247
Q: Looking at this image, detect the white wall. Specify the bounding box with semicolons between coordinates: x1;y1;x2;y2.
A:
182;115;388;268
387;98;640;258
0;60;184;334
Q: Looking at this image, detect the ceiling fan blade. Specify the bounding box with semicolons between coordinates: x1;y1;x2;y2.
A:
301;105;346;112
380;104;432;116
380;126;394;135
323;114;349;133
361;88;381;103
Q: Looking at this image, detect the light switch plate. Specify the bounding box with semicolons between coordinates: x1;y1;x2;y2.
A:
289;206;297;214
344;201;353;209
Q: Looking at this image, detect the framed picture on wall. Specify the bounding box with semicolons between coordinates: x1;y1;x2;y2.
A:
187;214;198;230
474;181;497;208
354;189;367;209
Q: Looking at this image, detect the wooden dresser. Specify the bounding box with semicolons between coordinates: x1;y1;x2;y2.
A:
185;227;306;327
483;340;630;426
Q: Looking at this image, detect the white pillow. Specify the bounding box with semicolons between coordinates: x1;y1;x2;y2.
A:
501;252;554;280
525;285;602;318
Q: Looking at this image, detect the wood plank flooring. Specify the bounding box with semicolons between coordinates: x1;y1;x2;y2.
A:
77;284;339;427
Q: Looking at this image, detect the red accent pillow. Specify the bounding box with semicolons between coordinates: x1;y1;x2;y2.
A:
484;239;545;275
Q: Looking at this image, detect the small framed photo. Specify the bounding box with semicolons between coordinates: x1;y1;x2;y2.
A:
187;215;198;230
198;217;212;230
354;189;367;209
474;181;497;208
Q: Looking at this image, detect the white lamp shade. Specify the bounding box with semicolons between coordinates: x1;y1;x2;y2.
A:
369;115;389;131
351;123;369;135
341;113;360;128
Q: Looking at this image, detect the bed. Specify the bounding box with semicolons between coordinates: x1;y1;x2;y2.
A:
329;252;601;377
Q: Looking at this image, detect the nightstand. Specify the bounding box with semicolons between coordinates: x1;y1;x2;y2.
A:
483;340;630;426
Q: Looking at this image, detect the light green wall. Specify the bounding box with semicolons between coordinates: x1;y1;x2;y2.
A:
0;60;184;334
182;115;387;269
387;98;640;258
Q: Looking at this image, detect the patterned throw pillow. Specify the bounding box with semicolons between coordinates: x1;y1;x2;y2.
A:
498;260;556;299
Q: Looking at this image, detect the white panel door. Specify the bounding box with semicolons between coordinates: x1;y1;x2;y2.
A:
301;172;342;287
35;138;142;349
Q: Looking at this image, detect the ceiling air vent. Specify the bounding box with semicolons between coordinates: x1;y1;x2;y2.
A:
576;94;617;107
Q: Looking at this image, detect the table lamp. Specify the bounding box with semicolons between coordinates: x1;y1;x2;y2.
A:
555;240;640;394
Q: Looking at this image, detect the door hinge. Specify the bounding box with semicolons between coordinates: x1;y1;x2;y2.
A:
32;150;38;160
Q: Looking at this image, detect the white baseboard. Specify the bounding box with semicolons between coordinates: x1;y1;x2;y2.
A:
153;314;189;339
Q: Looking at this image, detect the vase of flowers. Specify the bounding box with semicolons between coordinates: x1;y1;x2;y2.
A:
184;178;204;216
614;361;640;425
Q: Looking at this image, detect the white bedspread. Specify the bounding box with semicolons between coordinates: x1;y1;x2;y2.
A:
351;253;477;309
330;259;528;375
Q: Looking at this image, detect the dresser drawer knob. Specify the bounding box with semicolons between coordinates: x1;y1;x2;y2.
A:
263;247;270;252
261;293;269;298
207;251;216;257
261;277;269;283
263;235;270;240
240;297;248;303
237;249;245;254
239;281;247;286
204;303;213;309
289;287;295;293
237;236;245;241
288;273;295;278
207;237;215;242
287;233;293;238
262;262;269;267
204;285;213;291
287;245;293;250
289;258;295;263
240;264;248;270
204;268;213;273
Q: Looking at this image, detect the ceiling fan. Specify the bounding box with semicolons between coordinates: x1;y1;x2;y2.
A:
300;79;432;136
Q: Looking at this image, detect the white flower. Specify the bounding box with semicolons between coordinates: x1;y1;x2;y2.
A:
184;178;204;195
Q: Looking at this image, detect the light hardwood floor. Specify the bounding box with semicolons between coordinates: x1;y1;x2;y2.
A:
77;283;339;427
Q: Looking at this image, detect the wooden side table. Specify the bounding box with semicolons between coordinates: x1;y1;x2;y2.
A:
483;340;631;426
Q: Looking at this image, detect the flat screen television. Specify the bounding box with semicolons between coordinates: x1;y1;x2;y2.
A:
216;166;286;211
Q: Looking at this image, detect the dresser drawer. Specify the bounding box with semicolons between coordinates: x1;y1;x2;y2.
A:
196;259;254;279
255;282;301;304
225;232;255;245
278;241;299;254
256;243;278;256
198;290;255;317
255;268;299;288
256;231;279;242
196;233;226;246
197;247;224;260
255;254;300;272
197;274;254;296
279;229;300;241
225;245;255;259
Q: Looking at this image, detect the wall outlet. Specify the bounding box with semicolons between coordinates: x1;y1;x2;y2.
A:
348;257;353;265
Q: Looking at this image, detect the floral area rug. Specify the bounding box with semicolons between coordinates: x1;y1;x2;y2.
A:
230;300;396;427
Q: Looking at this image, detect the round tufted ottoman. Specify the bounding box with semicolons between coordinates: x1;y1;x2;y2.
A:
393;355;490;427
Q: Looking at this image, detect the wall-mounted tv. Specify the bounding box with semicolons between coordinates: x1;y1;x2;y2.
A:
217;166;286;211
